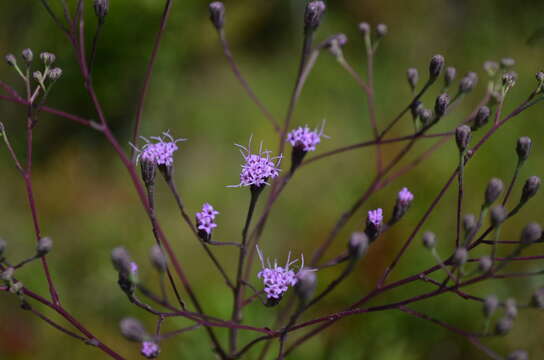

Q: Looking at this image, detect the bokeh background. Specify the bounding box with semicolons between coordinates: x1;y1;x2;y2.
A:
1;0;544;359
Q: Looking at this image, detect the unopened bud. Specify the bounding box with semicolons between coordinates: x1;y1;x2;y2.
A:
472;106;490;131
530;287;544;308
483;294;499;317
455;125;471;152
463;214;477;237
149;245;167;273
483;61;499;76
1;267;14;281
495;316;513;335
459;72;477;93
48;67;62;81
490;205;506;228
444;66;456;87
419;108;432;125
429;54;445;80
521;176;540;203
93;0;109;22
358;22;370;35
452;247;468;266
410;100;422;119
348;232;369;260
505;298;518;319
375;24;388;38
21;49;33;63
478;255;492;273
537;71;544;83
507;350;528;360
295;268;317;303
208;2;225;30
320;34;347;58
502;71;517;89
422;231;436;249
5;54;16;67
140;158;156;187
304;1;326;33
40;52;55;66
407;68;418;91
434;93;449;117
111;246;132;274
10;281;23;294
484;178;504;206
33;71;43;81
36;237;53;257
516;136;531;162
120;317;147;342
500;58;515;69
520;222;542;244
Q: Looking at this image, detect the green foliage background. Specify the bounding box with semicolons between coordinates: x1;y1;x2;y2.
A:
1;0;544;359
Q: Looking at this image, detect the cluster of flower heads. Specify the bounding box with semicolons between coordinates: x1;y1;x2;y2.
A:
140;341;160;358
397;187;414;205
286;123;327;152
231;138;282;187
367;208;383;226
196;203;219;235
256;246;301;300
134;131;186;167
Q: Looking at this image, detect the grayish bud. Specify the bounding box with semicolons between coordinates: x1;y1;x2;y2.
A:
358;22;370;35
445;66;456;87
119;317;147;342
495;316;513;335
21;49;33;63
5;54;16;66
407;68;419;91
422;231;436;249
93;0;109;22
348;232;369;260
483;294;499;317
111;246;132;274
295;268;317;303
40;52;56;66
455;125;471;152
507;350;528;360
505;298;518;319
304;1;326;33
530;287;544;309
520;222;542;244
429;54;445;80
484;178;504;206
208;2;225;30
478;256;492;273
521;176;540;203
434;93;450;117
48;67;62;81
452;247;468;266
500;58;515;68
490;205;506;228
483;61;499;76
376;24;388;38
149;245;167;273
516;136;532;162
472;106;490;130
463;214;477;236
37;237;53;257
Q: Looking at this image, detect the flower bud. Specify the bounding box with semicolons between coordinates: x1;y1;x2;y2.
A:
483;294;499;317
10;281;23;294
429;54;445;80
520;222;542;244
495;316;513;335
455;125;471;152
295;268;317;303
21;49;33;63
33;71;43;81
419;109;432;126
521;176;540;203
410;100;422;119
463;214;477;237
422;231;436;249
48;67;62;81
505;298;518;319
530;287;544;309
347;232;369;260
0;238;6;256
93;0;109;22
502;71;517;90
484;178;504;206
516;136;531;162
208;2;225;30
507;350;528;360
500;57;515;69
111;246;132;275
40;52;55;66
452;247;468;266
119;317;147;342
459;72;477;93
407;68;418;92
5;54;16;67
375;24;388;38
472;106;490;131
444;66;456;87
149;245;167;273
358;22;370;35
304;1;326;33
1;267;14;281
537;71;544;83
478;255;492;273
140;158;156;187
36;237;53;257
490;205;506;228
320;34;347;58
434;93;449;118
483;61;499;76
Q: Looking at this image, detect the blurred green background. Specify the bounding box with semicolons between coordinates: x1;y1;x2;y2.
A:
1;0;544;359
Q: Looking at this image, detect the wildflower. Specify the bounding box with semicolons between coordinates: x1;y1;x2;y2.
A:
287;124;326;152
130;262;138;275
140;341;160;359
256;246;302;306
195;203;219;240
365;208;383;241
230;138;281;188
133;131;186;181
391;188;414;224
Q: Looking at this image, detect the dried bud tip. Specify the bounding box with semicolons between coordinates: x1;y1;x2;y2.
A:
445;66;456;87
376;24;388;38
119;317;147;342
484;178;504;206
490;205;506;228
36;237;53;257
40;52;56;66
483;294;499;317
516;136;531;162
478;256;492;273
93;0;109;21
452;247;468;266
208;2;225;30
407;68;419;91
304;1;326;32
5;54;16;66
149;245;167;273
358;22;370;35
295;268;317;303
434;93;450;117
521;176;540;203
429;54;445;79
21;49;33;63
455;125;471;152
348;232;369;259
507;350;528;360
521;222;542;244
422;231;436;249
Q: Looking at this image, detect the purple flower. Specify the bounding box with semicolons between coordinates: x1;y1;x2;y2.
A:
140;341;160;358
286;123;327;152
256;246;301;300
230;138;282;188
196;203;219;235
133;131;186;167
398;187;414;205
367;208;383;226
129;262;138;274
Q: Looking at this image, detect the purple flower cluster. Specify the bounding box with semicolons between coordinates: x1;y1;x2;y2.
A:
257;246;300;300
286;123;326;152
140;341;160;358
231;139;282;187
196;203;219;235
134;131;186;167
367;208;383;226
398;187;414;205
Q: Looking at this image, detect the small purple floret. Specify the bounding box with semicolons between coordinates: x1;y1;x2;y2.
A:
230;138;282;188
286;123;326;152
134;131;186;167
196;203;219;235
368;208;383;226
257;246;301;299
398;187;414;205
140;341;160;358
129;262;138;274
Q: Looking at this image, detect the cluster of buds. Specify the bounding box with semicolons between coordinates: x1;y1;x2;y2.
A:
195;203;219;241
5;50;62;94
